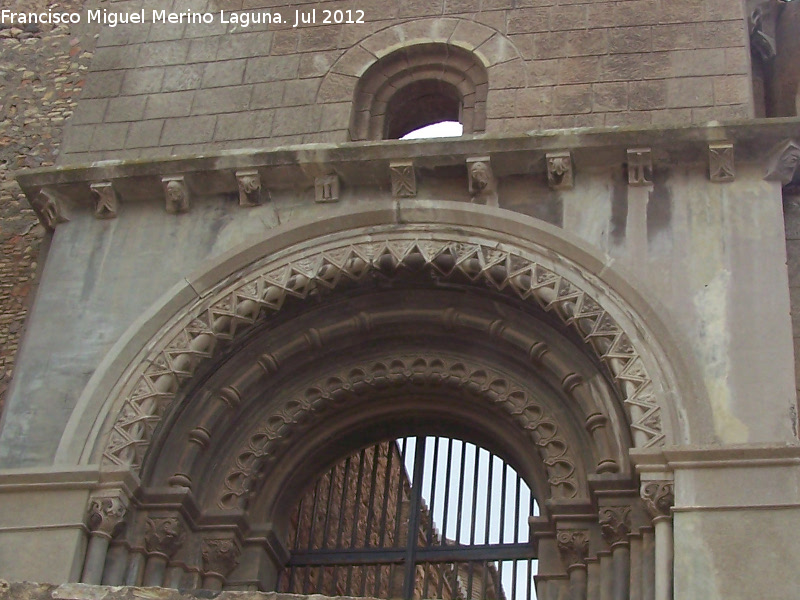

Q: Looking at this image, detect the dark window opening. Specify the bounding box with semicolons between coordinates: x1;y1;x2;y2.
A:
384;80;462;140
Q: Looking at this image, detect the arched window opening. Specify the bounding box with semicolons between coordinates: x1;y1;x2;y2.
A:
402;121;464;140
385;80;461;140
350;43;488;141
278;436;539;600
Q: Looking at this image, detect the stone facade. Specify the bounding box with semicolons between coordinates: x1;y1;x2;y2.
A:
1;1;800;600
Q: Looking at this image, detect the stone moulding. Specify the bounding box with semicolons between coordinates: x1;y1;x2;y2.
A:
219;355;580;509
97;230;669;474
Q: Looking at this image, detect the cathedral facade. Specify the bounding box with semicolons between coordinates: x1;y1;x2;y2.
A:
1;1;800;599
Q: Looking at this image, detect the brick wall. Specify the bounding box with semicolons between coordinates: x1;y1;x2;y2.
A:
0;0;96;416
58;0;754;163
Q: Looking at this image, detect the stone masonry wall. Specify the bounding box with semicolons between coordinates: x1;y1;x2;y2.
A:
0;0;96;416
58;0;754;163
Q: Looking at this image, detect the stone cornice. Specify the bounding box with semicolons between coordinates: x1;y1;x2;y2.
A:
632;443;800;472
15;120;800;223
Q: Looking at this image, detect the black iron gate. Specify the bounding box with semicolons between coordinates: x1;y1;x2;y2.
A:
278;436;538;600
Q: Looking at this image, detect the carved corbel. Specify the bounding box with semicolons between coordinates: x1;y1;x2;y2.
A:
201;537;242;579
390;161;417;198
709;143;735;183
89;182;120;219
236;170;263;207
144;516;186;559
31;188;69;230
547;151;574;190
467;156;494;194
641;481;674;521
315;174;340;203
556;529;590;570
87;494;128;539
598;506;631;547
627;148;652;186
162;176;190;214
765;139;800;185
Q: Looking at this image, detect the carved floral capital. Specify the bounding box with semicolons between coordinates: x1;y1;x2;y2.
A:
641;481;674;519
599;506;631;546
87;495;128;539
557;529;590;569
201;538;242;577
145;516;185;558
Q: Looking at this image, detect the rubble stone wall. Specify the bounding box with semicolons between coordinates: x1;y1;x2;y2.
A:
0;0;96;415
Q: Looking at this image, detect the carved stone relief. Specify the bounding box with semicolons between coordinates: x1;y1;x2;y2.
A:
236;170;262;207
627;148;653;186
162;176;190;214
145;517;186;558
31;188;69;230
765;139;800;184
547;151;574;190
87;495;128;539
315;174;340;203
557;529;590;569
599;506;631;546
390;161;417;197
641;481;674;519
708;143;735;183
89;182;120;219
201;538;242;577
219;355;580;509
100;233;667;475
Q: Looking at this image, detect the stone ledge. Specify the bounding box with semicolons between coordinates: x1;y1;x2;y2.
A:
0;582;374;600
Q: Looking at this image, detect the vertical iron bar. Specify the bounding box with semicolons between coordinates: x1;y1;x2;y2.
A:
514;473;522;544
293;495;306;550
470;446;480;545
440;438;453;546
466;561;474;600
378;440;395;547
306;477;322;550
363;443;382;549
481;561;488;600
499;463;508;544
454;440;467;544
393;438;410;547
336;456;352;548
427;436;441;546
484;452;494;545
402;436;427;600
437;562;446;599
346;449;368;593
527;559;533;600
512;559;518;600
497;560;504;600
321;465;337;548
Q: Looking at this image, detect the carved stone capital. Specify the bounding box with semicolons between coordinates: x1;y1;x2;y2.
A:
546;151;574;190
390;161;416;198
144;517;186;558
599;506;631;547
765;140;800;185
709;143;735;183
627;148;652;186
315;174;340;203
467;156;494;196
557;529;590;570
87;494;128;539
236;170;262;207
201;538;242;578
162;176;190;214
31;188;69;230
90;182;120;219
641;481;674;519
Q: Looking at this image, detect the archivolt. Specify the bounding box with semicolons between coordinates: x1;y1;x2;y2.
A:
220;355;578;509
99;231;670;472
